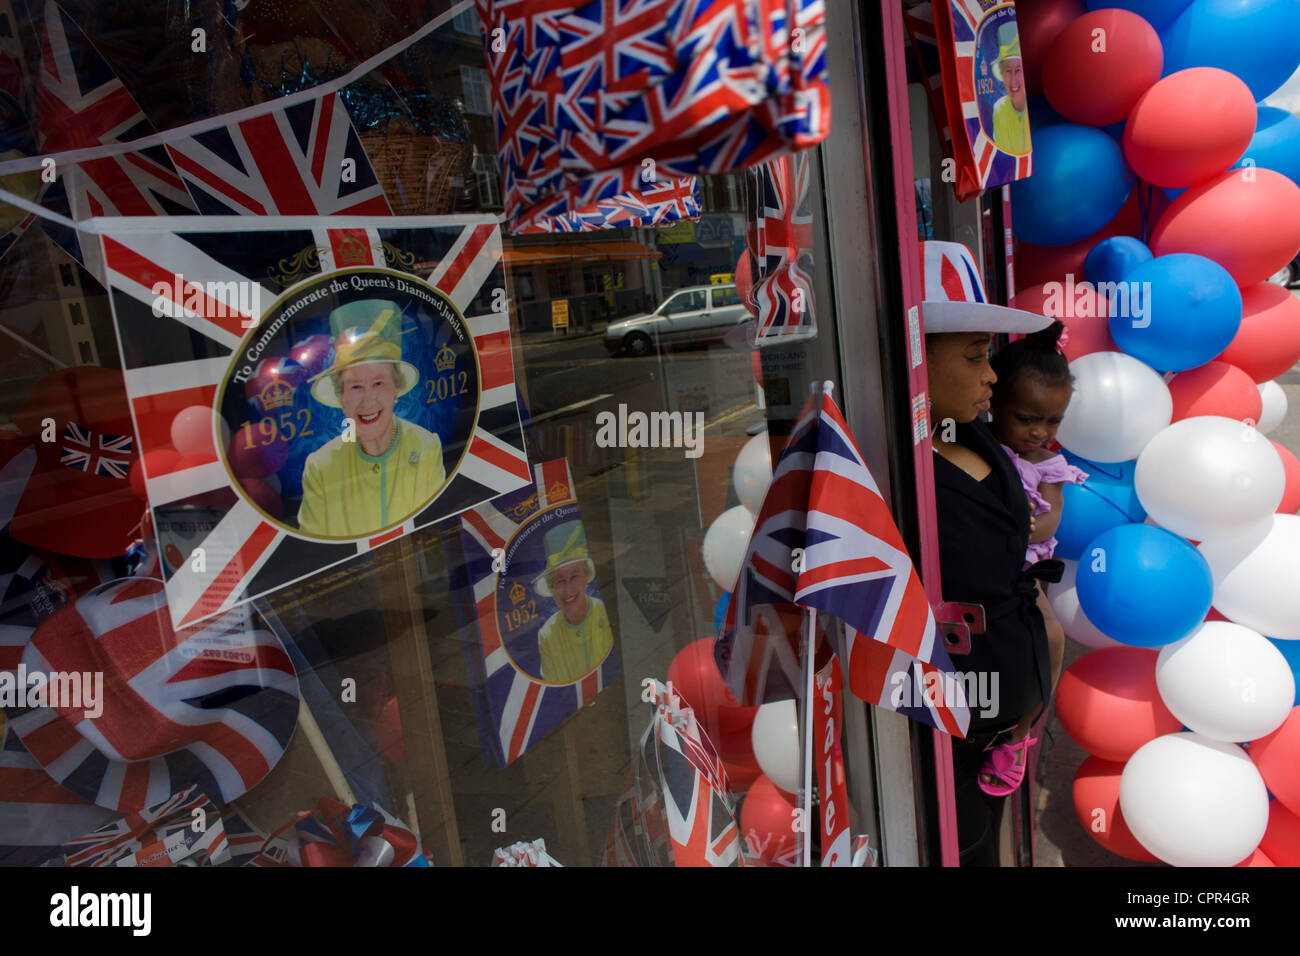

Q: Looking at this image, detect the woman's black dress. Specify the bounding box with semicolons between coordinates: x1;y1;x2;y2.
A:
931;416;1058;865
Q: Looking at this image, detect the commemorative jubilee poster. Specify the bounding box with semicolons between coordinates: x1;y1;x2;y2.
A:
97;216;531;628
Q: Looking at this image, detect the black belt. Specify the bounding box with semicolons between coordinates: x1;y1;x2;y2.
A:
982;558;1063;623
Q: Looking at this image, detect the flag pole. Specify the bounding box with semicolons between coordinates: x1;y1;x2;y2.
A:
802;606;816;868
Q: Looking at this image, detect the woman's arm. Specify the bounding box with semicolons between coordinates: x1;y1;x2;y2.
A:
1029;482;1065;543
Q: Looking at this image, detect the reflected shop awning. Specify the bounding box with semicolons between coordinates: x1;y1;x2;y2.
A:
501;239;662;268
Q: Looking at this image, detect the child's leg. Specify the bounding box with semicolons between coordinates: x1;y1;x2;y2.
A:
1037;588;1066;698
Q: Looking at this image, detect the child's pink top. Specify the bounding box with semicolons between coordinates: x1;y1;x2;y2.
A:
999;443;1089;564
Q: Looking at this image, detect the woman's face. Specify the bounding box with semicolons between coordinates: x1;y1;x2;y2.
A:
925;332;997;425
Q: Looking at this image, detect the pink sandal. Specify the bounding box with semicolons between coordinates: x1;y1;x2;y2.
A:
978;735;1038;797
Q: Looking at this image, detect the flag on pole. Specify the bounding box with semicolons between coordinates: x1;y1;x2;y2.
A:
716;384;971;737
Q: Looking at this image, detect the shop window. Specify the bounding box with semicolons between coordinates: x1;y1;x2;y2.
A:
547;268;571;298
453;6;480;35
460;65;492;117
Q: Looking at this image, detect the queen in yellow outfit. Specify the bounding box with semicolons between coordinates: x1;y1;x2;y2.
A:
297;300;446;538
533;521;613;683
990;26;1029;156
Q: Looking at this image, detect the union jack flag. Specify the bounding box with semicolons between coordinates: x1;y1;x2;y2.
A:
637;680;742;867
474;0;828;233
98;217;530;629
164;91;392;216
456;458;619;767
6;577;301;811
34;0;195;280
59;422;133;479
715;386;971;736
62;785;230;867
750;151;816;344
256;798;431;867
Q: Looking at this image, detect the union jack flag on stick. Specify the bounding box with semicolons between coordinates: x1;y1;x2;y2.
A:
715;383;971;737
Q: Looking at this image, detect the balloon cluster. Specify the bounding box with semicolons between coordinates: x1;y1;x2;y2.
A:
1014;0;1300;866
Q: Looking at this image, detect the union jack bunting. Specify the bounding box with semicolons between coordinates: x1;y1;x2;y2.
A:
750;151;816;344
62;785;230;867
254;797;431;867
7;577;301;811
98;217;530;629
456;458;619;767
59;423;133;479
918;0;1032;202
34;0;195;280
715;385;971;736
492;838;562;866
474;0;829;233
636;679;742;867
164;91;392;217
0;702;117;866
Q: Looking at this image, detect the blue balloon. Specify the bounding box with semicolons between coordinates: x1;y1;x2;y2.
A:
1076;524;1213;647
1266;636;1300;706
1087;0;1193;33
1085;237;1154;285
714;591;731;633
1108;253;1243;372
1161;0;1300;101
1233;106;1300;190
1054;453;1148;560
1010;125;1135;246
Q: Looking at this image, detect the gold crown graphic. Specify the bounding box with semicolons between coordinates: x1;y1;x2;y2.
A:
548;480;570;502
259;378;296;411
434;343;457;372
334;233;370;266
509;581;526;605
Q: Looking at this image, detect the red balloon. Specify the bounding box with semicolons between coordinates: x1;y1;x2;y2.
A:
1124;68;1256;188
240;477;283;520
739;773;799;866
1166;361;1262;423
1216;283;1300;384
227;420;290;479
1258;799;1300;867
1271;443;1300;515
1152;168;1300;287
1016;0;1086;94
716;724;762;791
1043;10;1162;127
667;638;759;741
1010;281;1116;360
1250;706;1300;818
1071;756;1159;862
1055;646;1183;762
128;448;182;500
734;251;757;318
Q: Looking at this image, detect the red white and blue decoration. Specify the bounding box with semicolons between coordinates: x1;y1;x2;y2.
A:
6;577;300;812
715;385;971;736
34;0;195;279
492;838;562;866
97;217;530;629
750;151;817;344
638;679;742;867
474;0;829;233
62;784;231;866
455;459;619;767
250;796;431;867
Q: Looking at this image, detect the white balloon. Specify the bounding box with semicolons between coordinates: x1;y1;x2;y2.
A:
1155;622;1294;742
1257;380;1288;435
751;699;800;795
733;433;773;514
1199;514;1300;639
702;505;754;592
1057;352;1172;463
1119;732;1269;867
1047;559;1122;648
1134;416;1284;541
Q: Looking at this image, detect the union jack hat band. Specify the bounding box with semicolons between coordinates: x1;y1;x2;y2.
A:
920;241;1052;335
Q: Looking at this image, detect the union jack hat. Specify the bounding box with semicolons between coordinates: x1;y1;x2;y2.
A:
8;367;141;559
920;241;1053;335
7;577;299;811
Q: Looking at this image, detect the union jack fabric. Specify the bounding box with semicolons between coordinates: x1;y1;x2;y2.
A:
600;764;666;867
456;458;619;767
219;805;276;867
6;577;301;811
164;91;391;216
59;423;133;479
749;150;816;344
907;1;1031;202
636;680;742;867
715;386;971;736
98;217;530;629
474;0;829;233
252;797;431;867
62;785;230;867
492;838;562;866
34;0;195;281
